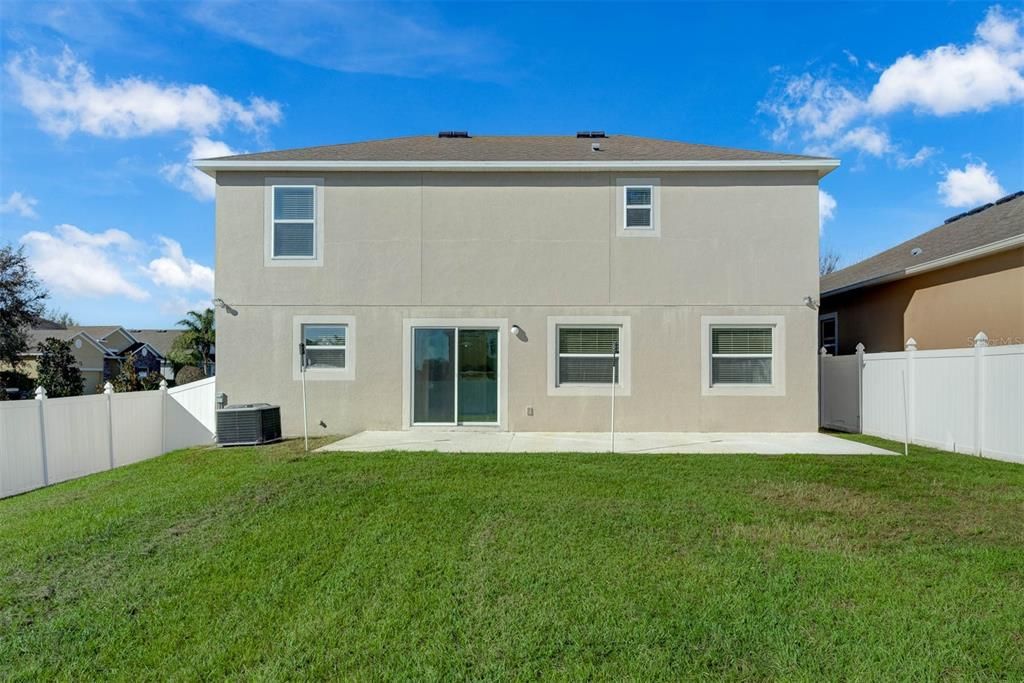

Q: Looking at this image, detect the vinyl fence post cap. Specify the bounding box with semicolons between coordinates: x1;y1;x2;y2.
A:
159;379;168;391
973;331;989;348
34;386;47;400
905;338;918;351
103;381;114;394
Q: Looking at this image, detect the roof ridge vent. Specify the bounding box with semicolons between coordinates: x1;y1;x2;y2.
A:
576;131;607;138
438;131;470;138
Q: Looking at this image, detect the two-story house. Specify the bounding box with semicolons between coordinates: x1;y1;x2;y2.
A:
196;133;838;436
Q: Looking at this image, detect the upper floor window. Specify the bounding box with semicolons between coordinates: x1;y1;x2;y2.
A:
624;185;654;230
273;186;316;259
266;177;323;267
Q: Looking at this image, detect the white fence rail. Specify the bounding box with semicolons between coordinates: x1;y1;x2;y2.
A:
0;378;217;498
820;333;1023;464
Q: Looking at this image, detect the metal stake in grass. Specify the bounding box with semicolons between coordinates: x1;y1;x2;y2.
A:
300;342;309;452
610;341;618;454
901;369;909;456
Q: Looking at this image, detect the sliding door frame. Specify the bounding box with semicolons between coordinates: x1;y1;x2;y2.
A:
402;318;509;430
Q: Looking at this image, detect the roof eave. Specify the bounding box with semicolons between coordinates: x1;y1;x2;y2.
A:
821;232;1024;298
194;158;840;178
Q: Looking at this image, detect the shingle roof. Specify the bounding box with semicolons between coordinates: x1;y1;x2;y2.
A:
205;134;827;163
127;329;183;357
821;191;1024;295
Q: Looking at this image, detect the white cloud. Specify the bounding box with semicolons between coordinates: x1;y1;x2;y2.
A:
819;190;837;232
20;224;150;300
5;46;282;138
161;137;236;201
868;6;1024;115
187;1;503;78
760;6;1024;165
896;146;939;169
937;161;1005;207
761;74;864;144
0;191;39;218
843;49;859;66
144;237;214;294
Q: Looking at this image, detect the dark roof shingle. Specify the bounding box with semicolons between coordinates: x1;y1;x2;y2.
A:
821;192;1024;295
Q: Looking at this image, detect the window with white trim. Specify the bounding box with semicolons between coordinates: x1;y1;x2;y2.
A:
272;185;316;258
557;326;620;385
710;327;773;385
624;185;654;230
302;324;347;369
819;314;838;355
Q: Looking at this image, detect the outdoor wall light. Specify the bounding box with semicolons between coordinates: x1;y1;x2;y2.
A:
803;296;818;309
510;325;521;336
213;297;239;316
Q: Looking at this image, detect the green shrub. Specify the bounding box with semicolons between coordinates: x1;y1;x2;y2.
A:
174;365;205;386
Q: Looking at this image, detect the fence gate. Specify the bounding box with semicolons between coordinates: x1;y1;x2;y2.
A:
819;351;861;433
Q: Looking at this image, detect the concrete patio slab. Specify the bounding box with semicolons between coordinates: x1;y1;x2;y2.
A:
318;431;894;455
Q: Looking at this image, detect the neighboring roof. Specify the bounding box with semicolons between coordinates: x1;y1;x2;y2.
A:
127;329;183;357
123;341;167;360
68;325;136;343
24;328;114;357
821;191;1024;296
196;134;839;176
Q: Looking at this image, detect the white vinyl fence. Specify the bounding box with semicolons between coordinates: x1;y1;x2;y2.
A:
0;377;216;498
820;333;1023;464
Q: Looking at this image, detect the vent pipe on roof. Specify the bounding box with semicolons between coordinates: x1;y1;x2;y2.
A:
438;131;470;138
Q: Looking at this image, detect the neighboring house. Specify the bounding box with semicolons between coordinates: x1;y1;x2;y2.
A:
196;132;838;435
127;329;202;374
17;325;175;394
819;191;1023;355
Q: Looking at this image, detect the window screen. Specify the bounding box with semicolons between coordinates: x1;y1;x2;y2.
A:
710;327;773;385
558;327;620;384
303;324;346;369
273;186;316;258
624;185;653;229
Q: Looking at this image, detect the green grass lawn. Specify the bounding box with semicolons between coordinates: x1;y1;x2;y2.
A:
2;435;1022;680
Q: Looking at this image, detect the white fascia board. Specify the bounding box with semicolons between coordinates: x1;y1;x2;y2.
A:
195;158;840;178
904;233;1024;275
822;233;1024;298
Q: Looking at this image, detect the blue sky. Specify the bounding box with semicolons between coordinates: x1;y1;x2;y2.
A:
1;1;1021;327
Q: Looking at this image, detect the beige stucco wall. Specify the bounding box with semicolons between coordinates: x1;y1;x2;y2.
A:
821;247;1024;354
215;170;822;435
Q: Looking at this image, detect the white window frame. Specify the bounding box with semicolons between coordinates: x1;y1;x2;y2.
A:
616;177;660;237
292;315;355;381
547;316;631;396
700;315;785;396
266;177;324;267
819;312;838;355
623;185;654;230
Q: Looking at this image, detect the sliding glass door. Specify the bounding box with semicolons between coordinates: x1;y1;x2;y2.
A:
412;327;498;425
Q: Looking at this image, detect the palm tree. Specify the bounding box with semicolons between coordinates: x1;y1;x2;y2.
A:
176;307;216;375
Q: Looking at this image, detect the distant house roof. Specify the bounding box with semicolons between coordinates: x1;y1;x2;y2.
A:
821;191;1024;296
195;134;839;176
22;325;173;359
127;329;183;357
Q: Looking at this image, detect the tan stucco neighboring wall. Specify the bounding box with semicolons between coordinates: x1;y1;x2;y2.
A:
215;170;821;434
820;247;1024;354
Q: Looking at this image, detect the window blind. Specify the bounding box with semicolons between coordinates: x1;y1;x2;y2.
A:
302;324;346;369
274;223;315;257
558;327;620;384
273;186;316;258
274;187;314;220
710;327;772;385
